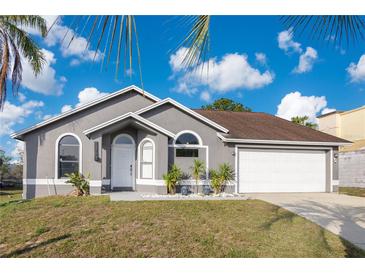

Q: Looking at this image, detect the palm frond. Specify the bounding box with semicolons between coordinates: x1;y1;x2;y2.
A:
63;15;143;85
281;16;365;47
178;15;210;69
0;15;47;37
8;35;22;95
0;15;46;110
2;21;45;75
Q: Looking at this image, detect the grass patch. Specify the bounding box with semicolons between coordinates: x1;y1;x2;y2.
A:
0;188;23;206
339;187;365;198
0;195;364;258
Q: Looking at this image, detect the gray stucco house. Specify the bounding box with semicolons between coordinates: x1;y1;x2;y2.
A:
11;86;350;199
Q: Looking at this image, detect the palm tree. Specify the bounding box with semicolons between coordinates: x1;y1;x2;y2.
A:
190;159;205;193
0;15;47;109
291;116;317;129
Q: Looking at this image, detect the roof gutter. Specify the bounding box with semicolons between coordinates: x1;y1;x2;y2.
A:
217;133;351;147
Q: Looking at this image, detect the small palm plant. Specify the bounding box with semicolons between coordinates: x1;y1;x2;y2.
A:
209;163;235;194
218;163;235;192
209;169;221;195
190;159;205;193
163;164;183;194
65;172;90;196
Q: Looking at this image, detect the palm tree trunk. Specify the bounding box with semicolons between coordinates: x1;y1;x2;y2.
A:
0;32;9;107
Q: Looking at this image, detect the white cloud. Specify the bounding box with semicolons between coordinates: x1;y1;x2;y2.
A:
170;49;274;95
10;140;24;162
293;47;318;74
21;48;66;95
0;100;44;136
277;29;302;54
276;91;328;123
255;52;267;65
17;92;26;103
46;18;100;63
61;105;72;113
169;47;188;73
42;114;54;121
42;87;108;119
321;107;336;115
25;16;100;65
70;59;81;66
278;30;319;74
347;54;365;82
76;87;108;107
200;91;211;103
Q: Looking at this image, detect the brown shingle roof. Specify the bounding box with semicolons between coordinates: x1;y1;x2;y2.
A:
194;110;350;143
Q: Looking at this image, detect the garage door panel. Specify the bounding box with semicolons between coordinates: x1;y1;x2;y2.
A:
238;149;326;193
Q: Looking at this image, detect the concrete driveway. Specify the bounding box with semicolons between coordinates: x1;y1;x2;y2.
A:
248;193;365;251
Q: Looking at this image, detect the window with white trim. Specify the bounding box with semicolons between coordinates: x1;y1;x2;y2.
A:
175;133;200;145
58;135;80;178
141;141;153;179
175;132;200;157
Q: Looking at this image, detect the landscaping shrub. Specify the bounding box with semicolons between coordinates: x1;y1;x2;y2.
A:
209;163;234;194
163;164;182;194
65;172;90;196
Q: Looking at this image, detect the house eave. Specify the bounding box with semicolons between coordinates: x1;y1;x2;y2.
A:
83;112;176;138
217;133;351;147
10;85;160;140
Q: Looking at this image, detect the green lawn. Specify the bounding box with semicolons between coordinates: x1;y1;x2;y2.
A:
0;188;23;204
0;195;364;258
339;187;365;198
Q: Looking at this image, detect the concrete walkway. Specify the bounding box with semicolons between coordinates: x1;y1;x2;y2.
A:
248;193;365;251
109;191;247;201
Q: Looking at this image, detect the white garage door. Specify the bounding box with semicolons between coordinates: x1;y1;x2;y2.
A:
238;149;327;193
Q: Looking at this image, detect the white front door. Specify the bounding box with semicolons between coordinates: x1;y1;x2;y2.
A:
111;145;135;189
238;149;327;193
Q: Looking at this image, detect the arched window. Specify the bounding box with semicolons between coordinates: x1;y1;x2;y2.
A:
58;135;80;178
114;135;134;145
140;141;154;179
175;133;200;145
174;131;201;157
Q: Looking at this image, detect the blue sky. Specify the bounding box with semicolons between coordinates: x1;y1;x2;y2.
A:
1;15;365;159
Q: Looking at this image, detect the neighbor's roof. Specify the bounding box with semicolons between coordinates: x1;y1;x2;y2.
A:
317;110;343;118
340;139;365;152
195;110;351;145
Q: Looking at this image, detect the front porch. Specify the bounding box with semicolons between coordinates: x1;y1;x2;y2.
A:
85;112;173;194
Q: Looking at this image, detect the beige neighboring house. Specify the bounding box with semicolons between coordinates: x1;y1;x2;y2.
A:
318;106;365;188
318;106;365;152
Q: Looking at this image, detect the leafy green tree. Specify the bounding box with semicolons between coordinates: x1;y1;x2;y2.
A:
0;15;47;109
202;98;251;112
0;150;11;181
291;116;317;129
